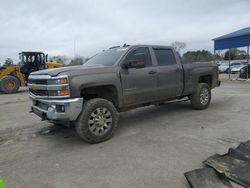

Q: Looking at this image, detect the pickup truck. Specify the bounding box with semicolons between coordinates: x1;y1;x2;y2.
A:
28;45;220;143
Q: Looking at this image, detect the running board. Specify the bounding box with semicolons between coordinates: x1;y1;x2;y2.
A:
156;97;189;106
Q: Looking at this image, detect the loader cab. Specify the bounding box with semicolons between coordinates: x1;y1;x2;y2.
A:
19;52;47;79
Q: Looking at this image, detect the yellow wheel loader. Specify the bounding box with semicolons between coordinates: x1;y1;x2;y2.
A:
0;52;63;93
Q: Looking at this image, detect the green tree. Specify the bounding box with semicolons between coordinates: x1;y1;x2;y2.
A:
224;49;239;60
50;56;67;65
68;57;86;66
182;50;214;63
3;58;14;66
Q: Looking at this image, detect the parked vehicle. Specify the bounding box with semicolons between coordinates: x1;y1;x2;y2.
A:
239;64;250;78
231;63;247;74
0;51;63;93
28;45;220;143
219;62;242;73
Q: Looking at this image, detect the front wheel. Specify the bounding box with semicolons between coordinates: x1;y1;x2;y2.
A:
75;98;118;144
190;83;211;110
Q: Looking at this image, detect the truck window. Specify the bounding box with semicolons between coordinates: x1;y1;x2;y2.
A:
126;47;152;67
154;49;176;66
84;48;126;66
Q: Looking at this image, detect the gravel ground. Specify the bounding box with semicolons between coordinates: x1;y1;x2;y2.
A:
0;82;249;188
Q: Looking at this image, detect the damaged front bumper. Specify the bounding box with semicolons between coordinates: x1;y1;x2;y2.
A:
29;94;83;122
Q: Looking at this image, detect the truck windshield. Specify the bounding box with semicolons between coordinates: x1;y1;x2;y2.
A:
84;48;127;66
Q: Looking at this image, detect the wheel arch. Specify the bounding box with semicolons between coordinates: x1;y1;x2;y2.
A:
80;84;120;109
198;75;212;88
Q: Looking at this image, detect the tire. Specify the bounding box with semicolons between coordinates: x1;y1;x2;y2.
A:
0;75;20;93
190;83;211;110
226;68;230;74
75;98;118;144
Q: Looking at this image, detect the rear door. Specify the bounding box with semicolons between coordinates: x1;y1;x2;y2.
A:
153;48;183;99
120;47;158;106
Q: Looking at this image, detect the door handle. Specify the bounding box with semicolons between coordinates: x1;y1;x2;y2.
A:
148;70;157;74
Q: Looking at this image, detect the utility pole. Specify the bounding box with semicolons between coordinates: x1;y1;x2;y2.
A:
229;50;231;80
247;46;249;80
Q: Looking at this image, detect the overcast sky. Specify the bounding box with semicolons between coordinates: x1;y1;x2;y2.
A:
0;0;250;63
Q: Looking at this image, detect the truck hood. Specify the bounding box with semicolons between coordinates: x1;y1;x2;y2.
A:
30;64;110;77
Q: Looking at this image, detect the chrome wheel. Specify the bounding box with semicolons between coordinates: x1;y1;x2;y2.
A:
88;107;112;136
200;88;209;105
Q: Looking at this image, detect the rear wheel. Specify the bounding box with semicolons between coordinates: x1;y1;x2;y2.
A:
190;83;211;110
75;98;118;144
0;75;20;93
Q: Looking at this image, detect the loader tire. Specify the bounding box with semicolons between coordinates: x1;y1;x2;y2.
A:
0;75;20;93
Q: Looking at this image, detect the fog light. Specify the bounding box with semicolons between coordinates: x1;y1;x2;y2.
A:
56;105;65;113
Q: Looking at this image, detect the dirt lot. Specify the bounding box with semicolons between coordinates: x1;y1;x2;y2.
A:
0;80;250;188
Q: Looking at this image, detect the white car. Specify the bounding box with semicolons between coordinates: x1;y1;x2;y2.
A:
219;62;242;73
231;64;246;74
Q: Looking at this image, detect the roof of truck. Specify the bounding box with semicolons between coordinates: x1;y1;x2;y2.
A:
108;44;173;50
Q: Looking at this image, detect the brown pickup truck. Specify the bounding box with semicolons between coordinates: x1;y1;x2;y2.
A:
28;44;220;143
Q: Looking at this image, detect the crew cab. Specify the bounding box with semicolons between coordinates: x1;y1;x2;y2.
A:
28;45;220;143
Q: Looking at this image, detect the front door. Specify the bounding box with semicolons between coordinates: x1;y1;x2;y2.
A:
120;47;158;106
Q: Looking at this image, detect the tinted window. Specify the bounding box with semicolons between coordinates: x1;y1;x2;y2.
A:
154;49;176;66
84;48;127;66
126;47;152;67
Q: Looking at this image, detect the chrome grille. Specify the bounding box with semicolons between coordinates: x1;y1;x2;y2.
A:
28;79;47;85
28;74;70;99
29;88;48;96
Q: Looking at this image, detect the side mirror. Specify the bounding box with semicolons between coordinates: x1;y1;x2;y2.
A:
122;59;146;69
45;54;48;62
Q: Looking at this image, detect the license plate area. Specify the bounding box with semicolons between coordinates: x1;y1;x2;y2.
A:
32;107;45;118
36;101;49;111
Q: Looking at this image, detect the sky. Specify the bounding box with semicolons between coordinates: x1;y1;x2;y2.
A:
0;0;250;64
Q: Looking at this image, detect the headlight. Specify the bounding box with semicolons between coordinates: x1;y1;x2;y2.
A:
59;89;69;96
48;89;69;97
47;76;70;97
47;76;68;85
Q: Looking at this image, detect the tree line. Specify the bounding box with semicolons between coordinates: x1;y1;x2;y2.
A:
1;45;249;66
182;48;249;63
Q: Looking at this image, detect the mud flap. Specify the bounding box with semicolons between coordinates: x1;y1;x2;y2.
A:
184;167;233;188
204;141;250;188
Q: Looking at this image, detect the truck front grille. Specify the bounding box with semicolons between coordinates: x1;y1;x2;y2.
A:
28;79;47;85
28;75;70;99
29;88;48;96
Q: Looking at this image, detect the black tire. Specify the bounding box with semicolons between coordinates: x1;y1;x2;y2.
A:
75;98;118;144
0;75;20;93
190;83;211;110
226;68;230;74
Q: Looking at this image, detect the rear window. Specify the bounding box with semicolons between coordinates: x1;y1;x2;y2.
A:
154;49;176;66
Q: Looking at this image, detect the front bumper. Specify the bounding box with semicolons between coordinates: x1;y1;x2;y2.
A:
29;94;83;121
